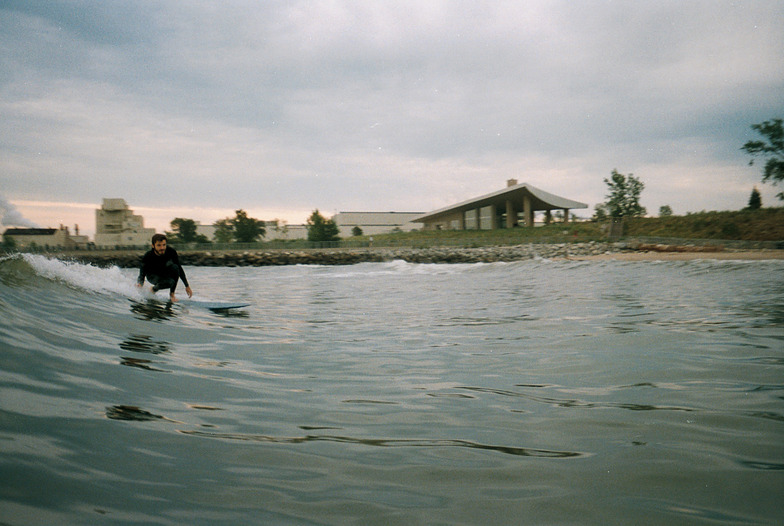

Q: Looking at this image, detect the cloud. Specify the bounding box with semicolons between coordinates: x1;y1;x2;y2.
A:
0;196;40;227
1;0;783;230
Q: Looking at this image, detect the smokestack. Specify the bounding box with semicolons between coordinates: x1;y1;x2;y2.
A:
507;179;518;187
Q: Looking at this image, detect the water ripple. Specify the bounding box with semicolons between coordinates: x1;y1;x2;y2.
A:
457;386;696;412
177;430;589;458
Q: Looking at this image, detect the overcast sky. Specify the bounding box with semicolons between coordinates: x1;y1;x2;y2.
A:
2;0;783;237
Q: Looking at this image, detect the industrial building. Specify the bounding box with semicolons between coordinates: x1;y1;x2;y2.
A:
94;198;155;248
332;211;424;237
2;225;87;250
413;180;588;231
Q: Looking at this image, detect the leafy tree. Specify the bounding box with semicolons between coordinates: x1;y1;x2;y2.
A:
659;205;673;217
168;218;209;244
747;187;762;210
170;218;198;242
603;169;646;218
307;209;340;242
592;203;608;222
742;118;784;200
351;226;363;237
231;209;265;243
213;218;234;244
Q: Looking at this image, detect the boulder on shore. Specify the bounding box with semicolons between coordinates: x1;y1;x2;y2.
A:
61;242;629;268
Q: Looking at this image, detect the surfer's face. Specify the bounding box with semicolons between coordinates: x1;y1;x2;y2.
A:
153;239;167;256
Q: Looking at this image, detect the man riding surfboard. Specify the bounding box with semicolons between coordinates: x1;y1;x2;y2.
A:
137;233;193;302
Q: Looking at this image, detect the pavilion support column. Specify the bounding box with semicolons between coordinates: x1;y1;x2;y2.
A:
544;210;552;225
523;195;534;227
563;209;569;222
505;200;517;228
490;206;499;230
458;212;465;230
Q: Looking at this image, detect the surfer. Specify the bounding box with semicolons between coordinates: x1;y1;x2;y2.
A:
136;234;193;302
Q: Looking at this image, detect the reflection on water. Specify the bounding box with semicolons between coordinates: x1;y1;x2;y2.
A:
208;308;250;318
119;335;171;354
129;300;176;321
105;405;165;421
119;335;172;371
119;356;170;373
179;429;587;458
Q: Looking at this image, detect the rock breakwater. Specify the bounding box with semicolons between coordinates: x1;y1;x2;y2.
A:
64;242;629;268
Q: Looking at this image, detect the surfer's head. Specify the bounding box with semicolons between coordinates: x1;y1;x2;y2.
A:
151;233;167;255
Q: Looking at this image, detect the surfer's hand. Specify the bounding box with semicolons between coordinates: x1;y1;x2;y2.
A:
185;286;193;298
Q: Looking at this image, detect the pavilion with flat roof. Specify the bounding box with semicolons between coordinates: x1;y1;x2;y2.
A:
413;179;588;231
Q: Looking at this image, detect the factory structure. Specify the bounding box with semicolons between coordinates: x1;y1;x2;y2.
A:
94;198;156;247
332;211;423;237
2;198;155;249
2;181;587;249
1;225;90;250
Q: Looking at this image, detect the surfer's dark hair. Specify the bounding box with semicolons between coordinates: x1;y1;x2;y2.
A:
151;233;167;245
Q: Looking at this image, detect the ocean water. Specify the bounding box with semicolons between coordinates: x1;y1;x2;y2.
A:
1;253;782;525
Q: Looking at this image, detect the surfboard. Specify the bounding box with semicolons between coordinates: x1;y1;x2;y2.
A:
180;299;251;311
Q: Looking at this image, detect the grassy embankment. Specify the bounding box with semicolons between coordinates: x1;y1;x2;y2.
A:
347;207;784;247
622;207;784;241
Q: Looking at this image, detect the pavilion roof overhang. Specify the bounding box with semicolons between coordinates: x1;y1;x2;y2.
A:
412;182;588;224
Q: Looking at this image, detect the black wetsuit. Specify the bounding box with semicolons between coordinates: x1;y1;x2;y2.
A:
137;246;189;295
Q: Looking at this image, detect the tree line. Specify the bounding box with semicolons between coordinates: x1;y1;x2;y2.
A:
167;209;341;244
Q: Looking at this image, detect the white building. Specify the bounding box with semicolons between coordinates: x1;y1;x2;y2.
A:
94;198;155;248
265;221;309;240
194;222;217;241
332;211;424;237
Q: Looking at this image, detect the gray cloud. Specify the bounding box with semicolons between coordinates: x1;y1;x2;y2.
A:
0;195;40;227
1;0;783;225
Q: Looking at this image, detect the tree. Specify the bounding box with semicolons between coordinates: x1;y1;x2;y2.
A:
2;234;16;251
170;218;198;242
306;209;340;242
603;169;646;218
747;187;762;210
742;118;784;200
168;218;209;244
231;209;265;243
213;218;234;243
592;203;608;222
659;205;673;217
351;226;363;237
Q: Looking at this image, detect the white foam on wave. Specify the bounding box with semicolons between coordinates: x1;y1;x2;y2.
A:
22;254;147;300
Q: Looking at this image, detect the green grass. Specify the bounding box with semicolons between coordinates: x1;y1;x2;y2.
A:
624;207;784;241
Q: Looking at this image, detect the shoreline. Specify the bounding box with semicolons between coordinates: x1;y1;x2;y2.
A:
46;242;784;267
568;250;784;262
